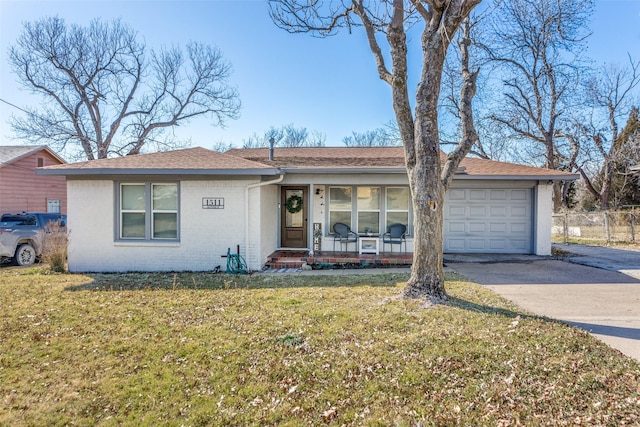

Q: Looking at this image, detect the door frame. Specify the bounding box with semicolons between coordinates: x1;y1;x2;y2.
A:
279;186;309;249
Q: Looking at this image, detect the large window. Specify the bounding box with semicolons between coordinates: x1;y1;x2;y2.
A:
357;187;380;234
328;185;411;236
386;187;410;232
119;183;178;240
329;187;352;232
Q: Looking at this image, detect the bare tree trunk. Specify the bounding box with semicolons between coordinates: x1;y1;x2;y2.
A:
402;21;448;302
405;159;446;301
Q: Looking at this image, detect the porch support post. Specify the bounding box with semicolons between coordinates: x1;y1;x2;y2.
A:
245;174;284;269
534;181;553;256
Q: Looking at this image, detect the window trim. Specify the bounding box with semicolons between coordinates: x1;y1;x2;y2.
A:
328;186;353;232
385;186;411;236
116;182;180;242
356;186;381;234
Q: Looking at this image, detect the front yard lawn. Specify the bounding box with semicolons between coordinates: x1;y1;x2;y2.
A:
1;268;639;426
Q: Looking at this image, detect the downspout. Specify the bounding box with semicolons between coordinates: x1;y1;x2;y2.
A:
245;173;285;269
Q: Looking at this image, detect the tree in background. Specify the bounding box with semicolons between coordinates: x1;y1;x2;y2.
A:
562;59;640;209
480;0;593;211
577;107;640;209
242;124;325;148
270;0;481;302
211;141;236;152
342;121;402;146
9;17;240;160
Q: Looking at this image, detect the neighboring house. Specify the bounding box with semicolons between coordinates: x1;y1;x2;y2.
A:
0;145;67;214
38;146;578;273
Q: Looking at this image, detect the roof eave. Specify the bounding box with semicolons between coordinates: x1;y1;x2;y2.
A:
454;173;580;181
36;168;282;176
1;146;66;167
280;167;407;174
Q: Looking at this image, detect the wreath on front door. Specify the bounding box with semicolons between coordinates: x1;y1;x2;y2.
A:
285;194;303;213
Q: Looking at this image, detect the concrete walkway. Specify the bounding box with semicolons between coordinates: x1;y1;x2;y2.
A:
554;243;640;280
449;245;640;362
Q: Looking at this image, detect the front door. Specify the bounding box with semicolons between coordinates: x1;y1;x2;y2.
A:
280;187;308;248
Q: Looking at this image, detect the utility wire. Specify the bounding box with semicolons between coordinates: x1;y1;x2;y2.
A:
0;97;32;115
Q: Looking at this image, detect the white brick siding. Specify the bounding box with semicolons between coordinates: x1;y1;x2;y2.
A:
66;178;260;272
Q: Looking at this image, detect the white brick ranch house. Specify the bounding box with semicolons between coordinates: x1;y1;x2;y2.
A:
38;146;578;272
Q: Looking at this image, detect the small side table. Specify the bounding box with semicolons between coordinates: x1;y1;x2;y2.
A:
359;236;379;255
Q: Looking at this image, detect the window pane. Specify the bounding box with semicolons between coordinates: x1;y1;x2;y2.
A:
122;185;146;210
153;213;177;238
285;189;304;227
358;212;380;234
122;213;145;238
387;187;410;210
386;212;409;231
330;211;351;232
329;187;352;210
153;184;178;210
357;187;380;210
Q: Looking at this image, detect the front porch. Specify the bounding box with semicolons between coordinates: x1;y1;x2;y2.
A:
265;250;413;270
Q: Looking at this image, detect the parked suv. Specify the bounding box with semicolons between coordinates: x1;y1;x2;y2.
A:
0;212;67;266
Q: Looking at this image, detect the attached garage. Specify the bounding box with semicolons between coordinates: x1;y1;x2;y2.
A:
444;186;533;254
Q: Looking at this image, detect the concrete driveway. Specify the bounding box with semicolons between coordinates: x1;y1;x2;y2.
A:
447;245;640;362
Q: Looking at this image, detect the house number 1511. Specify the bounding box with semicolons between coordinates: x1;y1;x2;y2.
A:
202;198;224;209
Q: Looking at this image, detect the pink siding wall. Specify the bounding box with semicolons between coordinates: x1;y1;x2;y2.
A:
0;151;67;214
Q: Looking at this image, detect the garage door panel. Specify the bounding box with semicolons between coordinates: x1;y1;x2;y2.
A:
468;239;487;250
510;239;529;250
448;222;466;233
469;222;485;233
490;206;507;217
470;190;487;200
510;223;527;233
447;239;467;250
444;187;532;254
449;205;466;216
490;190;507;200
449;189;466;200
511;206;527;217
469;206;486;216
489;239;507;250
490;223;506;233
511;190;528;200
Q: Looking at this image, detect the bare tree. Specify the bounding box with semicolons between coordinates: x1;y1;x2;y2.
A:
9;17;240;160
481;0;593;210
270;0;481;302
342;123;401;146
243;126;286;148
562;59;640;209
211;141;236;152
242;124;325;148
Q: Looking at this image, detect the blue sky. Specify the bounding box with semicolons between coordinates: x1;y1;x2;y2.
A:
1;0;639;153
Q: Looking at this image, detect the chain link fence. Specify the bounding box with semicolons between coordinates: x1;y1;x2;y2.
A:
552;210;639;244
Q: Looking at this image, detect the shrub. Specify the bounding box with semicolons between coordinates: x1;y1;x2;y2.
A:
40;221;68;272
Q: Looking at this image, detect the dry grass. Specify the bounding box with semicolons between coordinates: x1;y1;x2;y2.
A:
1;268;639;426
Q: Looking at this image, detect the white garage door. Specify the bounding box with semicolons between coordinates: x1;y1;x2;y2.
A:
444;188;533;253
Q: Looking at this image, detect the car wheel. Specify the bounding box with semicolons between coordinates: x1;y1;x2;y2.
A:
14;243;36;266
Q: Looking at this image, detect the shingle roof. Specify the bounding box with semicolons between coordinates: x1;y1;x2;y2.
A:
227;146;578;179
0;145;65;166
457;156;574;178
226;147;407;168
38;147;280;176
38;145;579;180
